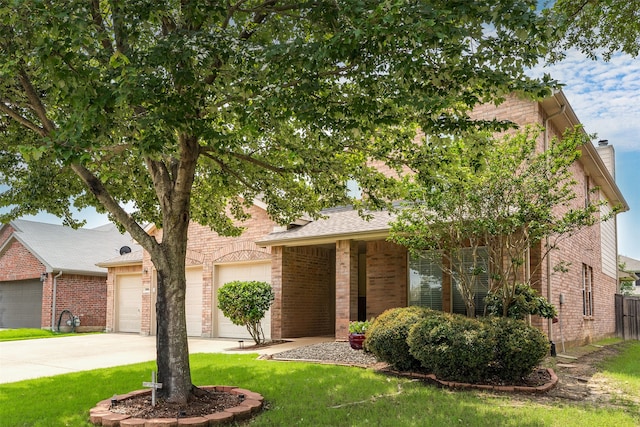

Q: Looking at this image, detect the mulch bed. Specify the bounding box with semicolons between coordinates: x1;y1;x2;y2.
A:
110;388;242;418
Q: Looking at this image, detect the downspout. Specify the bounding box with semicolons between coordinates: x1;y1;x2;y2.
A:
544;104;565;344
50;271;63;331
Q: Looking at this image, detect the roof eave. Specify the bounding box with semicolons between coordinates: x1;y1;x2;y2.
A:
543;91;629;212
256;229;390;247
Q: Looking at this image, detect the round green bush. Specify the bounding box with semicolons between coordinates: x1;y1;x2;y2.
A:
485;317;550;381
408;313;495;383
217;280;274;344
364;306;435;371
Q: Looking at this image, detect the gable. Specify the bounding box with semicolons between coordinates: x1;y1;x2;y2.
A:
0;238;46;281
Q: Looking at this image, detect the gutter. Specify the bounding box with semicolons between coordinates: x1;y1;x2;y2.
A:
544;104;566;343
50;271;63;331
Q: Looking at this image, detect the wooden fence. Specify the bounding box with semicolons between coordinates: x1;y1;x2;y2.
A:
615;294;640;340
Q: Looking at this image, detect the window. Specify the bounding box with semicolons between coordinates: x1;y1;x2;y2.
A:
582;263;593;316
451;247;490;316
584;175;591;208
408;251;443;311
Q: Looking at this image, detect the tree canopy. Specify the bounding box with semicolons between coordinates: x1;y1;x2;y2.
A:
1;0;554;403
546;0;640;61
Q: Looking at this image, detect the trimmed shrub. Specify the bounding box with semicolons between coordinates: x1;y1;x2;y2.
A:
485;316;550;381
217;280;274;344
364;306;435;371
408;313;494;383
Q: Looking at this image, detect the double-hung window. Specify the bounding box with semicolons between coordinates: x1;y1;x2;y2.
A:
582;263;594;317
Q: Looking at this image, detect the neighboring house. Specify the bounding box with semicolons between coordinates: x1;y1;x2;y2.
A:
100;90;628;348
0;220;137;330
619;255;640;296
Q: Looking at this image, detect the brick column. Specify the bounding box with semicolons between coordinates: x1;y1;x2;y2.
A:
270;246;283;340
335;240;358;340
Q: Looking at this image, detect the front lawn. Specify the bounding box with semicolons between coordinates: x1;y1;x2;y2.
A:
0;345;638;426
0;328;79;342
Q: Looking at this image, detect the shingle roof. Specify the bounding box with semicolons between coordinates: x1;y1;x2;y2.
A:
97;249;144;267
256;207;396;246
2;219;139;275
620;255;640;273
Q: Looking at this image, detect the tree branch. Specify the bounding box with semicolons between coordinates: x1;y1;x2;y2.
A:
17;68;56;133
90;0;114;54
0;102;47;136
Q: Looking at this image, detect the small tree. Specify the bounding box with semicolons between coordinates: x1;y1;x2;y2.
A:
391;127;613;317
217;281;274;345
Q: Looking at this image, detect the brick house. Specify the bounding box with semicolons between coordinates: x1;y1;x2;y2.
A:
0;220;136;331
101;91;628;348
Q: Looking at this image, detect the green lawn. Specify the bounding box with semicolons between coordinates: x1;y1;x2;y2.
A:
0;329;83;342
0;344;638;426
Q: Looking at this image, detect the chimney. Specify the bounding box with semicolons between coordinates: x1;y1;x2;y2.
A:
598;139;609;146
595;139;615;179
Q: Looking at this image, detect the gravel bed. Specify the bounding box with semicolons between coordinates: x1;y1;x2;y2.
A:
271;341;378;365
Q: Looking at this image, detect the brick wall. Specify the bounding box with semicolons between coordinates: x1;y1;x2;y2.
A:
0;239;44;281
44;274;107;332
276;246;335;338
335;240;358;339
1;231;107;331
366;240;407;318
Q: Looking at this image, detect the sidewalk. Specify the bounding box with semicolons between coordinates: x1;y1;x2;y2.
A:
0;334;332;384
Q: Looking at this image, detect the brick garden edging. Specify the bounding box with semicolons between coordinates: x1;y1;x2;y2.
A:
89;386;263;426
380;368;558;393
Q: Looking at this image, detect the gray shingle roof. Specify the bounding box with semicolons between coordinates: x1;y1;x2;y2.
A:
620;255;640;273
2;219;139;275
256;207;396;246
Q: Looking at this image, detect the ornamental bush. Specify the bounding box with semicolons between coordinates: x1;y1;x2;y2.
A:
364;306;435;371
485;316;550;381
408;313;494;383
217;280;274;344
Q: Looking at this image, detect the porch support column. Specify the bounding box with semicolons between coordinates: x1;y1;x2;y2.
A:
335;240;358;340
270;246;284;340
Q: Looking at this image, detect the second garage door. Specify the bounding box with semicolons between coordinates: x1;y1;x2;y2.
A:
0;280;43;328
185;267;203;337
116;274;142;333
215;262;271;339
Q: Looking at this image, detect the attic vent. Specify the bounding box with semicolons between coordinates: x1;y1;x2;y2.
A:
119;246;132;255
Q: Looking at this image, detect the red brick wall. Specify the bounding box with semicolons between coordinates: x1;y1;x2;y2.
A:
45;274;107;332
0;239;44;281
366;240;407;318
279;246;334;338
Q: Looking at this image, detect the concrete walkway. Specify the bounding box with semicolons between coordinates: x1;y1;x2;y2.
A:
0;334;332;384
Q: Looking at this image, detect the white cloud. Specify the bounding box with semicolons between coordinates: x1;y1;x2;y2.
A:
531;51;640;152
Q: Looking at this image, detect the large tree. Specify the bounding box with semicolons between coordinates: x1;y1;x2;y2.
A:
546;0;640;61
1;1;553;403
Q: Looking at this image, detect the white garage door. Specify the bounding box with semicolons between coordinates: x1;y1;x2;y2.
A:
216;262;272;340
185;267;203;337
116;274;142;333
0;280;43;328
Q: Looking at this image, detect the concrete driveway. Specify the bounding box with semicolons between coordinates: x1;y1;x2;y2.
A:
0;333;330;384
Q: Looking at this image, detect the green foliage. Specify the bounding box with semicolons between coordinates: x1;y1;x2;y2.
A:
546;0;640;61
408;314;549;383
486;283;557;319
217;281;274;344
408;313;495;383
391;128;606;318
364;306;434;371
348;319;372;335
485;317;550;382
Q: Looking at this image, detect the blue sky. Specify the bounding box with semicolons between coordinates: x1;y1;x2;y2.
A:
532;51;640;259
12;50;640;260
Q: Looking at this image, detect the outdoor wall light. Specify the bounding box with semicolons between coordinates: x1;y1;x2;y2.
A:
40;272;48;282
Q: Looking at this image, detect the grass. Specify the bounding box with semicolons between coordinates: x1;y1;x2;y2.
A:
597;341;640;406
1;342;639;427
0;328;81;342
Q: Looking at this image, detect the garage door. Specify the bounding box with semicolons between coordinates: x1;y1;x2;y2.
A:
0;280;43;328
116;274;142;333
185;267;203;337
215;262;271;339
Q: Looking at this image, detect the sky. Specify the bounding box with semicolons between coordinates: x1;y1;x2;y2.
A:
9;48;640;260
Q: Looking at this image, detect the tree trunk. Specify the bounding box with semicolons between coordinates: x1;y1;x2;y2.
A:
155;261;192;404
